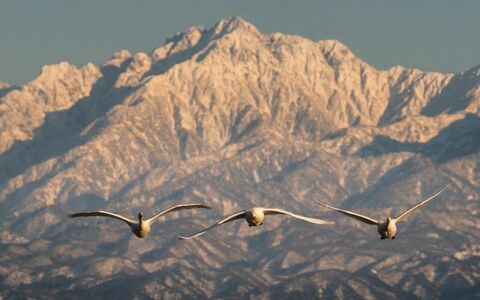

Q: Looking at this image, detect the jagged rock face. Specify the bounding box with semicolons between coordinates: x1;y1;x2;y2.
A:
0;62;101;154
0;17;479;299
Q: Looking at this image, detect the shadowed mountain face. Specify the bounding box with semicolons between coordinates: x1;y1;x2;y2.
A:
0;17;479;299
356;113;480;163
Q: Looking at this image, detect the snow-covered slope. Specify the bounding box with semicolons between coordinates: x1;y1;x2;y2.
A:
0;17;479;299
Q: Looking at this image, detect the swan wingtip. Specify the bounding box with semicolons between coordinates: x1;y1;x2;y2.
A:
314;201;328;207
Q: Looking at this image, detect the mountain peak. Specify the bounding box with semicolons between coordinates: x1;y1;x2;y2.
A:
152;17;261;64
28;61;99;90
463;64;480;77
33;62;88;87
318;39;356;58
0;81;9;89
39;61;73;75
102;50;132;68
213;16;260;35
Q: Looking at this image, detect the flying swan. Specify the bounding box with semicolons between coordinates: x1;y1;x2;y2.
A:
178;207;333;240
316;184;449;240
69;204;211;238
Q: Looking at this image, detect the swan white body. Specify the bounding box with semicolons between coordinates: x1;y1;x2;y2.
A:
317;184;449;240
69;204;211;238
178;207;333;240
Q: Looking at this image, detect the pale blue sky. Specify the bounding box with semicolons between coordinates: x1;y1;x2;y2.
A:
0;0;478;85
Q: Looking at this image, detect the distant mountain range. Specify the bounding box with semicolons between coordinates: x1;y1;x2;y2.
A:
0;17;479;299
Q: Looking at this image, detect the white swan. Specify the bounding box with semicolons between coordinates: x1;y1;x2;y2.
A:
178;207;333;240
316;184;449;240
68;204;211;238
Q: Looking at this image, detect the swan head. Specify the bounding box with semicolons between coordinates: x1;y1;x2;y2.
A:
251;207;262;218
138;212;144;220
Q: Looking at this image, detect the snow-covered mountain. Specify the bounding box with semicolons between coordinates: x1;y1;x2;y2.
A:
0;17;479;299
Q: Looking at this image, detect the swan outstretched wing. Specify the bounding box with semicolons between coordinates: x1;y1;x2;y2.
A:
68;211;136;226
262;208;333;224
146;204;212;225
315;202;379;225
395;184;449;223
178;211;247;240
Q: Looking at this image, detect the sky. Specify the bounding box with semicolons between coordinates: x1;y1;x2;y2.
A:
0;0;479;85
